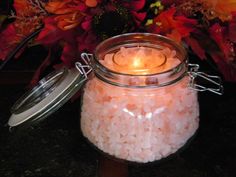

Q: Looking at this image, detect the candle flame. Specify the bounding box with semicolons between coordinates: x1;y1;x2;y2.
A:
132;57;142;68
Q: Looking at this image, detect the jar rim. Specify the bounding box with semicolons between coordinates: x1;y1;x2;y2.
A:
93;33;188;88
94;33;188;76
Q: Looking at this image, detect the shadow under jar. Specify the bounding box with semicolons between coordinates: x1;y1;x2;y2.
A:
80;33;200;163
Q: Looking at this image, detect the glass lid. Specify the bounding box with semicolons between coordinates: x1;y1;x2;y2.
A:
8;68;83;128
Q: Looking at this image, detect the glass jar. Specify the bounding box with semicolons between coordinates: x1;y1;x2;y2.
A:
8;33;223;163
80;33;199;163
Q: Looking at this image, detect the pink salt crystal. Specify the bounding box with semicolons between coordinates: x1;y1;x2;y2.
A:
162;47;172;57
170;50;177;58
128;77;140;86
119;147;129;159
159;144;172;156
120;47;128;57
103;53;114;65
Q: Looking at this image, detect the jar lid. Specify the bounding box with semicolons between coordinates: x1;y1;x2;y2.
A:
8;68;83;128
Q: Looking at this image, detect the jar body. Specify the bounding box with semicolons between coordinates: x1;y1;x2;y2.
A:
81;75;199;163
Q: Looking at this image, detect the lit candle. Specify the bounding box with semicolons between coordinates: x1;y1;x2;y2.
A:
112;47;167;74
100;46;181;86
101;46;181;76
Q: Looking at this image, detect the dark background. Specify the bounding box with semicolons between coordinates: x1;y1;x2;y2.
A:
0;45;236;177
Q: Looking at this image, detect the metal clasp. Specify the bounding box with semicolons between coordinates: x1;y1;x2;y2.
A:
188;64;223;95
75;53;93;80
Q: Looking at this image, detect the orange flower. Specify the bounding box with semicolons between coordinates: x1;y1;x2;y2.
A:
84;0;98;7
202;0;236;21
45;1;75;14
54;12;84;30
45;0;98;13
45;0;85;30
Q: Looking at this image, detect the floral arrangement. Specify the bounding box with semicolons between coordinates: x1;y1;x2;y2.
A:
0;0;236;82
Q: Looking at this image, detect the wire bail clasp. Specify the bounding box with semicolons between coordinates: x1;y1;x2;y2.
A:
75;53;93;80
188;64;223;95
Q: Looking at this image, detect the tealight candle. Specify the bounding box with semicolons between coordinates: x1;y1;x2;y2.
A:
112;47;166;74
101;46;180;75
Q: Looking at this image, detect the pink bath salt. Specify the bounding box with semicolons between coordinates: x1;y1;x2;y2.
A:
81;47;199;163
159;144;172;157
140;149;156;162
118;146;129;159
161;47;176;58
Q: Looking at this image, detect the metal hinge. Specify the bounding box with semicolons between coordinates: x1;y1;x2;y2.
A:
188;64;223;95
75;53;93;80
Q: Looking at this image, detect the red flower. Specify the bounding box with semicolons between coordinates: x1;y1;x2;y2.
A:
209;23;235;62
36;17;64;45
147;7;197;42
208;23;236;81
210;53;236;81
184;36;207;60
36;0;88;67
0;24;20;60
229;12;236;43
37;17;82;67
0;0;46;60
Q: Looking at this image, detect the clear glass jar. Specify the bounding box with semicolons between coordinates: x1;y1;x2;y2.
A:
80;33;199;163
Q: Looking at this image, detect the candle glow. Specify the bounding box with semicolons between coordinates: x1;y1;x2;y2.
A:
102;46;179;75
132;56;142;68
